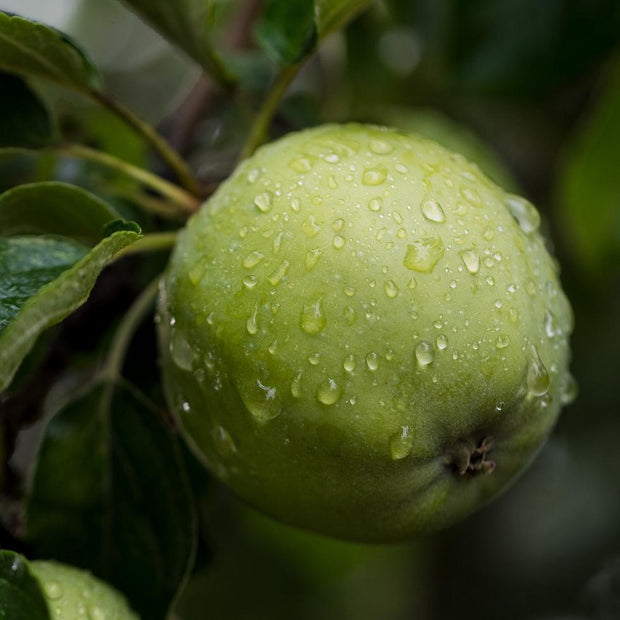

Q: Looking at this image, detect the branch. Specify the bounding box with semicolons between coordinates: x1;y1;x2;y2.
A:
240;63;301;159
58;144;200;214
91;91;202;196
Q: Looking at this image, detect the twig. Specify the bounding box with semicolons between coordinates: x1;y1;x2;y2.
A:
240;63;301;159
168;0;264;156
91;91;202;196
102;276;161;382
59;144;200;214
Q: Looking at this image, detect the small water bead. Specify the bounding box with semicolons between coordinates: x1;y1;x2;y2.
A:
392;210;403;225
88;606;107;620
290;198;301;212
421;198;446;223
415;341;434;367
247;168;261;183
267;260;290;286
527;347;550;396
254;191;272;213
308;352;321;365
344;305;356;325
246;302;259;335
384;280;399;298
408;278;417;289
305;248;322;271
436;334;448;350
302;215;321;238
291;372;303;398
289;156;315;173
368;197;382;212
170;329;194;371
325;153;340;163
460;249;480;274
369;138;394;154
544;310;558;338
188;263;204;285
243;250;264;268
460;186;481;206
525;279;537;296
560;373;578;405
495;335;510;349
332;218;345;233
366;352;379;371
333;235;346;249
486;276;495;286
505;194;540;233
317;378;342;405
362;165;388;185
344;286;356;297
272;231;284;254
213;426;237;458
397;228;407;239
483;227;494;241
343;354;356;372
390;426;413;460
403;237;445;273
243;275;257;289
44;581;63;600
483;256;494;269
395;162;409;174
300;298;327;334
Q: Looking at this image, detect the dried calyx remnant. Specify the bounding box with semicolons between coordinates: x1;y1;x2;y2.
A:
448;437;496;477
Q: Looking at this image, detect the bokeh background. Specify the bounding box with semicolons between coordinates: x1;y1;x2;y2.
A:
1;1;619;618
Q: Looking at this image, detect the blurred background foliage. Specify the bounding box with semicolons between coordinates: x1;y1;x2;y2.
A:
0;0;619;618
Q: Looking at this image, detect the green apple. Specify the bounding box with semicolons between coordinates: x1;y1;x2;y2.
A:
30;560;138;619
158;124;573;542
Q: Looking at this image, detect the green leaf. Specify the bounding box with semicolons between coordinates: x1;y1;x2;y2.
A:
0;236;89;332
0;182;121;242
119;0;232;84
558;59;620;273
0;12;101;92
255;0;317;65
0;551;50;620
315;0;371;39
0;228;140;392
255;0;371;65
0;73;54;149
28;379;197;620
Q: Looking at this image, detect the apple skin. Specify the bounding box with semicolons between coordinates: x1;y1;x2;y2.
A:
158;124;573;543
30;560;139;619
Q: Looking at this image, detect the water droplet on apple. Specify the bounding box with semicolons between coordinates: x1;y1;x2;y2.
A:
390;426;413;460
403;237;445;273
316;377;341;405
415;340;434;366
362;165;388;185
300;298;327;334
459;249;480;274
421;198;446;223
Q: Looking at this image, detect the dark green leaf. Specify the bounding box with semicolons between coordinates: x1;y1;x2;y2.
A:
315;0;372;39
0;73;54;149
558;60;620;273
28;379;197;620
103;219;142;236
119;0;231;83
0;182;120;242
255;0;371;66
0;551;50;620
255;0;317;65
0;236;89;332
0;12;101;92
0;228;140;392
